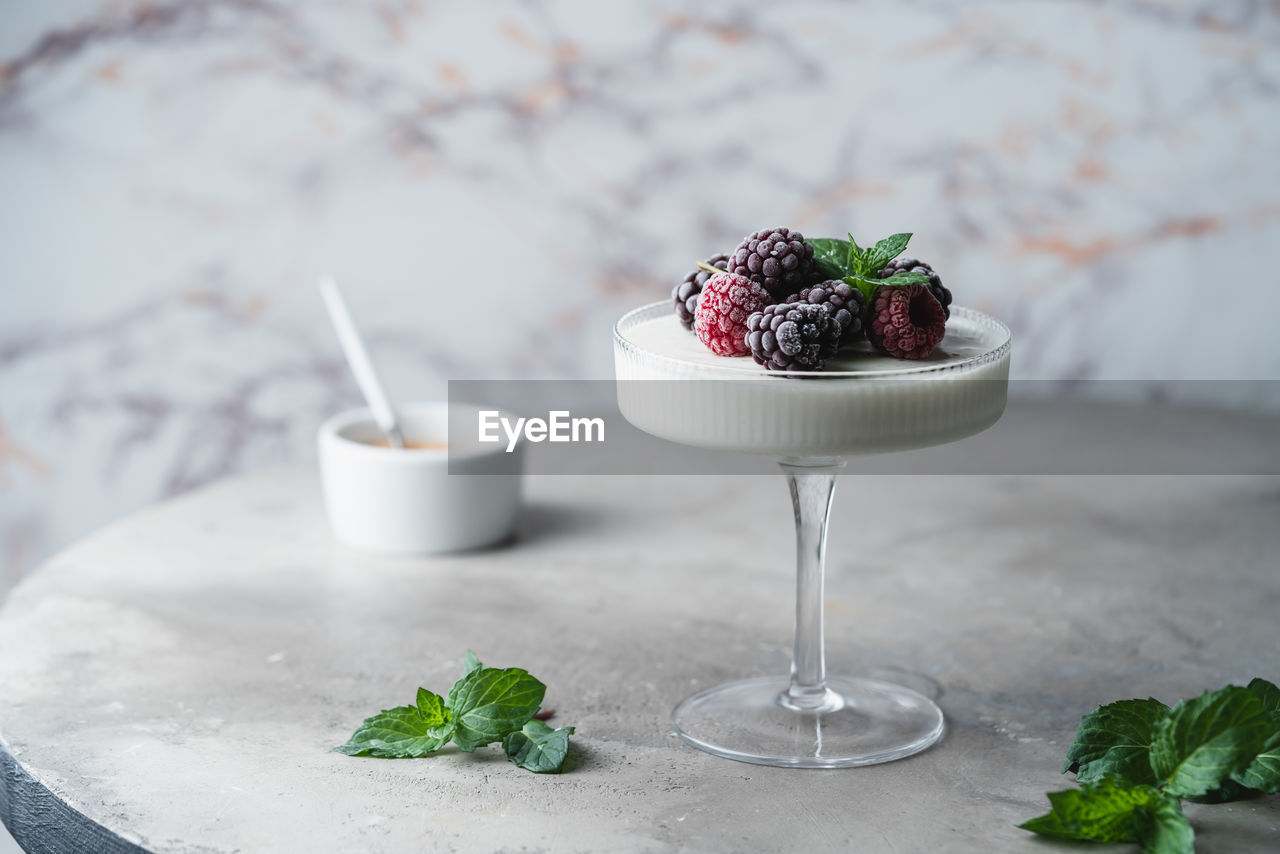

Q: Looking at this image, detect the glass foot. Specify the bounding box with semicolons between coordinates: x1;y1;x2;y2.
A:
672;675;944;768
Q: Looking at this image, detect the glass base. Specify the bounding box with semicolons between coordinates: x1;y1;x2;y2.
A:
672;675;944;768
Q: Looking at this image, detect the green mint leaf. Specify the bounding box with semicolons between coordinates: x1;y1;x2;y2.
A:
1246;677;1280;721
1137;795;1195;854
462;650;484;678
1063;697;1170;785
864;232;912;273
844;233;861;274
335;699;451;758
845;232;879;278
1017;811;1072;839
503;719;576;774
847;232;864;266
415;687;453;740
1150;685;1269;797
446;667;546;752
1231;728;1280;793
840;271;933;305
877;271;932;288
1230;678;1280;793
1018;778;1158;842
810;238;854;280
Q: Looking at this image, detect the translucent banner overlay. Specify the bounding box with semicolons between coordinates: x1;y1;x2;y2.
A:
446;380;1280;475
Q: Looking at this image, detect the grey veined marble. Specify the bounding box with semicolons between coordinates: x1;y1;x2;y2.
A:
3;0;1280;597
1;459;1278;852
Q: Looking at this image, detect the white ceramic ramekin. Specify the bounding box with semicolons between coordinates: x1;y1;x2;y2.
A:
318;402;524;554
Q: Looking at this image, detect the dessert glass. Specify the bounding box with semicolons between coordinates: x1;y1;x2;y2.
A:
613;301;1011;767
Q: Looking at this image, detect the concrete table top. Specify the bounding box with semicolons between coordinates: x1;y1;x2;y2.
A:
2;407;1279;852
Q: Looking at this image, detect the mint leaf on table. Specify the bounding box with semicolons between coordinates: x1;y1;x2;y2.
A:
1022;680;1278;852
503;719;576;774
447;666;546;752
810;238;853;280
336;653;573;774
1246;677;1280;717
1063;697;1170;785
1019;780;1193;852
416;687;455;740
1188;778;1259;803
1018;778;1163;843
1138;795;1195;854
1233;730;1280;793
1230;678;1280;793
1149;686;1269;797
335;691;453;758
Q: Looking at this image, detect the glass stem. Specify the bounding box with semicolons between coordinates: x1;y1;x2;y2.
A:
779;458;846;712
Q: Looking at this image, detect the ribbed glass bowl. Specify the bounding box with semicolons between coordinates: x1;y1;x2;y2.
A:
613;302;1012;457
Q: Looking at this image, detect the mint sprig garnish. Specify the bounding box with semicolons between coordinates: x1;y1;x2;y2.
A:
1021;679;1280;853
808;232;931;303
336;651;574;773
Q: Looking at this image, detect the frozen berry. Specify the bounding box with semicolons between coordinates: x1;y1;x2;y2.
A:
728;227;816;299
672;254;730;330
784;280;865;341
695;272;773;357
746;303;842;371
865;284;946;360
878;257;951;319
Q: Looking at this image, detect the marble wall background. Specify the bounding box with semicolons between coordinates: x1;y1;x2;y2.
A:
1;0;1278;595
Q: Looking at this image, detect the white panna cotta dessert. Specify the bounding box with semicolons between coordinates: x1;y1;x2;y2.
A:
617;231;1011;770
614;302;1011;457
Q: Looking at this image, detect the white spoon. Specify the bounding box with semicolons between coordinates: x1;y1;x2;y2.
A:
319;276;405;448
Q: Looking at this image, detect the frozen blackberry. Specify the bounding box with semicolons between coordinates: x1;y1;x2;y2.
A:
878;257;951;319
784;280;865;341
745;302;841;371
728;227;816;300
672;253;730;330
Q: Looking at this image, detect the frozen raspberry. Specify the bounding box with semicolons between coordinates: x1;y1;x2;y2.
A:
695;272;773;357
865;284;946;360
728;227;816;299
784;280;865;342
878;257;951;319
672;254;730;330
746;303;841;371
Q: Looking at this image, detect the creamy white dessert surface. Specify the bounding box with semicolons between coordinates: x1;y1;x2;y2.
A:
614;302;1012;456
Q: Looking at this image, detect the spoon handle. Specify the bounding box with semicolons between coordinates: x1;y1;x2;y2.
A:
319;276;404;448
